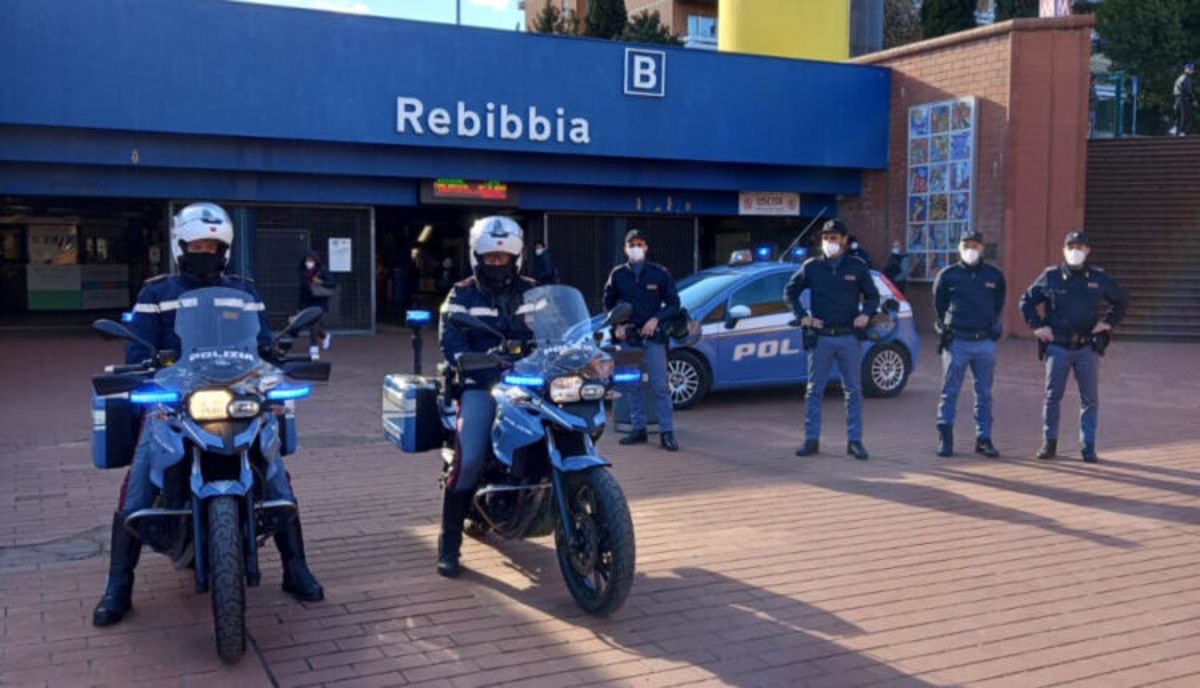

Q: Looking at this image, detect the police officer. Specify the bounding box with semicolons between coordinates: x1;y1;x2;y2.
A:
93;203;324;628
785;219;880;460
603;229;681;452
437;216;535;577
1020;230;1129;462
932;232;1005;458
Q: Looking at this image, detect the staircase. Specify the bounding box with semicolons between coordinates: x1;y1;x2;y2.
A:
1084;137;1200;339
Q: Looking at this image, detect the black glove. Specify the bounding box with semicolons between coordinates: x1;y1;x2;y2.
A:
936;328;953;355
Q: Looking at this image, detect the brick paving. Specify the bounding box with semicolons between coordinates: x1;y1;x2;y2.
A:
1;328;1198;687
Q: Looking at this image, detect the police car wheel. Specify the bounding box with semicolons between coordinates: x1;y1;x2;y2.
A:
667;350;709;410
862;343;910;398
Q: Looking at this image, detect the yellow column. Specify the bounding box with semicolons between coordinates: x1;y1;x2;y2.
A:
717;0;850;62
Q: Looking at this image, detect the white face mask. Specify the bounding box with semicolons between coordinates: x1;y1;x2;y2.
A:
626;246;646;263
1065;248;1087;267
892;245;902;255
535;248;544;256
850;242;859;250
959;247;981;265
304;261;315;270
821;240;842;258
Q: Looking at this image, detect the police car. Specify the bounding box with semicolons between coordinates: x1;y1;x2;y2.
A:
665;253;919;409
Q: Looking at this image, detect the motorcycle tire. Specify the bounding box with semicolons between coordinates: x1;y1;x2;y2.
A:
207;496;247;664
554;468;635;617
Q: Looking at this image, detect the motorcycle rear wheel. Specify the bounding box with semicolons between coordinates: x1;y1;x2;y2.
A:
207;496;247;664
554;468;635;617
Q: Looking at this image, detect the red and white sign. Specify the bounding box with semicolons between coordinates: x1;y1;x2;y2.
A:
738;192;801;216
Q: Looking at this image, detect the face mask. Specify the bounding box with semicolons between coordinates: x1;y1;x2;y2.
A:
822;240;841;258
960;247;981;265
850;242;859;250
535;248;545;256
1065;248;1087;267
626;246;646;263
304;260;316;270
178;250;226;283
892;245;902;255
475;263;515;293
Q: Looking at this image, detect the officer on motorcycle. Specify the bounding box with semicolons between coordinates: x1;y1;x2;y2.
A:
436;216;535;578
93;202;324;628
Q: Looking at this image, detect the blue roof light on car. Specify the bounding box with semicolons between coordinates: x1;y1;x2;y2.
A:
755;246;771;260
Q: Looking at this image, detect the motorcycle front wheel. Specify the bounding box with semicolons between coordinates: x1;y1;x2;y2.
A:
207;495;247;664
554;468;635;617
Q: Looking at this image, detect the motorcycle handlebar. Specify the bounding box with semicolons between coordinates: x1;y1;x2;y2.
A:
104;361;152;374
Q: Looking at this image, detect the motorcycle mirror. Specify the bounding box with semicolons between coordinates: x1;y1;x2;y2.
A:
725;304;752;330
280;307;323;341
602;302;633;329
281;360;332;381
93;319;158;355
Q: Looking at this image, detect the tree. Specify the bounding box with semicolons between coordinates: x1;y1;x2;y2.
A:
994;0;1039;21
583;0;627;39
920;0;976;39
620;10;680;46
531;3;562;33
884;0;923;49
1095;0;1198;134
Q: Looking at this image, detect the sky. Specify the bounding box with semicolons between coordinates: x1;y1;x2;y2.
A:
229;0;525;31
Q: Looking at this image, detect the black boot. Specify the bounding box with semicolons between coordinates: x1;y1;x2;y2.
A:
795;440;820;457
275;515;324;602
936;424;954;457
437;490;469;578
1081;444;1099;463
847;441;870;461
93;512;141;627
619;428;648;445
659;432;679;452
975;438;1001;458
1036;439;1057;460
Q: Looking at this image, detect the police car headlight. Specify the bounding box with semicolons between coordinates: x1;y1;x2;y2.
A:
549;376;584;403
188;389;234;421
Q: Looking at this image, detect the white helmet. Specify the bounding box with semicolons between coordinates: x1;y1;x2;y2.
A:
171;202;234;264
468;216;524;270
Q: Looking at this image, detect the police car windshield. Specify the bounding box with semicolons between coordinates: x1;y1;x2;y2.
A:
173;287;261;361
678;273;741;312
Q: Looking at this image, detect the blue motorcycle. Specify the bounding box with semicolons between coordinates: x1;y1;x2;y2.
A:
385;285;637;616
91;287;329;663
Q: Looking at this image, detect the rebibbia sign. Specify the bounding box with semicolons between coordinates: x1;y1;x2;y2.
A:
396;97;592;146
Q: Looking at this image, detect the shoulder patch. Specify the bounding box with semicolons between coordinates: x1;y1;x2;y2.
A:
143;274;169;285
848;255;869;267
519;276;538;285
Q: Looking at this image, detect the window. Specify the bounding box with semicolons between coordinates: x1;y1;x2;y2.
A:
687;15;716;38
729;272;790;317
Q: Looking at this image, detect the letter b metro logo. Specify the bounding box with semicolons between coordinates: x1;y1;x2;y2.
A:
624;48;665;98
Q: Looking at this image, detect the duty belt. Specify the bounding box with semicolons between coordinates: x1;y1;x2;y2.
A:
952;328;992;341
1053;333;1091;350
818;326;855;337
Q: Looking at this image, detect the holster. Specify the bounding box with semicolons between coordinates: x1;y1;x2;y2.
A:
802;327;817;352
936;329;954;355
1037;339;1048;362
1091;331;1111;357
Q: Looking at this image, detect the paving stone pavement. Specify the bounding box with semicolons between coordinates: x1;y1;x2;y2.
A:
1;328;1197;687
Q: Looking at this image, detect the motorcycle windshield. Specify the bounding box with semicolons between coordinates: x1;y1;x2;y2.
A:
521;285;594;348
173;287;262;382
514;285;604;379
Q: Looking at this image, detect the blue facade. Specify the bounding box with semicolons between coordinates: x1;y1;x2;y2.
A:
0;0;890;214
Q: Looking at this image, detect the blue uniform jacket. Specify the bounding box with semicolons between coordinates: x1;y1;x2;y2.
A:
933;261;1007;335
784;255;880;327
439;276;536;364
126;274;272;364
1019;263;1129;339
602;262;680;328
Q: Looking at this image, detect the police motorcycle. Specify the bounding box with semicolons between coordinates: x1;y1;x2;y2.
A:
90;287;330;663
384;285;638;616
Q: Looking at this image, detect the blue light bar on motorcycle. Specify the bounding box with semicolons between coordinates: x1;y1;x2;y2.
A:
405;310;432;326
502;374;545;387
613;369;642;384
130;385;181;405
267;385;312;401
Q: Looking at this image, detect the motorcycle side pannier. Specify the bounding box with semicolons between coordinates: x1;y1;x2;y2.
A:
91;390;140;469
382;374;441;453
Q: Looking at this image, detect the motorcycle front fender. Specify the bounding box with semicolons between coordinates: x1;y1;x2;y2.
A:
556;454;612;472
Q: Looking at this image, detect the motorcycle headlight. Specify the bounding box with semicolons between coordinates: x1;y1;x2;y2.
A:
228;399;261;419
188;389;234;421
549;376;584;403
580;383;606;401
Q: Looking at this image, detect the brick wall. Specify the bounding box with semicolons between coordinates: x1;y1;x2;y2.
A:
840;17;1093;334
